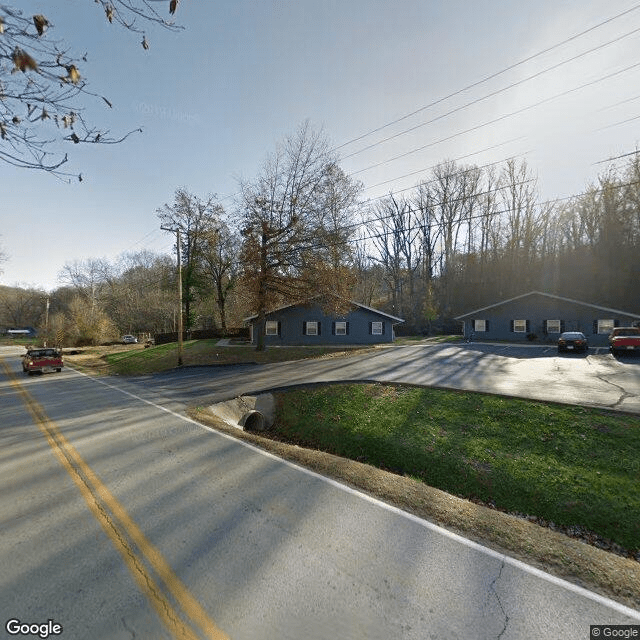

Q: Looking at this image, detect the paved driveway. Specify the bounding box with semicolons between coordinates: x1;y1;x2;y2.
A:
128;342;640;415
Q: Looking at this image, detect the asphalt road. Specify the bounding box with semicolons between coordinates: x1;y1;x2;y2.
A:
1;344;639;640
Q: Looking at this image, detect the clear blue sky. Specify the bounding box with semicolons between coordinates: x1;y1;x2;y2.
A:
2;0;639;290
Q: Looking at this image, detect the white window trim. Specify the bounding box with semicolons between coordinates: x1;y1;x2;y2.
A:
265;320;278;336
371;321;383;335
474;319;487;332
335;321;347;335
305;321;318;336
513;319;527;333
546;319;561;333
597;319;614;334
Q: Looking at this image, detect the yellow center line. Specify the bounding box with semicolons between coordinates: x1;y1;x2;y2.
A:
1;360;229;640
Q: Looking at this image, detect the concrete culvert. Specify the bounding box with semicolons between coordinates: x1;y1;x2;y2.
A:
241;410;266;431
206;393;274;431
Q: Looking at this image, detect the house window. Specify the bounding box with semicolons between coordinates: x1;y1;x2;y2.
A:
305;321;318;336
335;321;347;335
265;321;278;336
474;319;487;332
371;321;383;335
546;319;561;333
513;319;527;333
597;319;614;334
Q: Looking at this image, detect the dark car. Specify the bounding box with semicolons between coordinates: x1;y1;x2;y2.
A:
557;331;588;353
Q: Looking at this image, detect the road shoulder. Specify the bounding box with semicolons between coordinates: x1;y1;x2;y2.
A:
187;405;640;613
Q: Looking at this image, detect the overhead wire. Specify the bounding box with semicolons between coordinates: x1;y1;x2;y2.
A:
343;29;640;162
349;59;640;177
594;148;640;164
334;2;640;152
362;137;527;192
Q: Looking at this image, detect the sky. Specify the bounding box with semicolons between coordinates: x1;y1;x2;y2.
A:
1;0;640;291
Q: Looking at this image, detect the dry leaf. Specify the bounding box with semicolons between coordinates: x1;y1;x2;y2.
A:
0;17;5;34
70;132;80;144
170;0;179;15
105;4;114;23
142;35;149;50
33;14;49;36
65;65;81;84
12;48;38;73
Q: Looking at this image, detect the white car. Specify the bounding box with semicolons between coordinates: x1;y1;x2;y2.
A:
122;335;138;344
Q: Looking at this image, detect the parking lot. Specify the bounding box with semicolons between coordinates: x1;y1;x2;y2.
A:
111;340;640;416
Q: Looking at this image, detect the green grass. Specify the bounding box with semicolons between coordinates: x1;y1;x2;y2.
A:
103;340;370;375
273;384;640;552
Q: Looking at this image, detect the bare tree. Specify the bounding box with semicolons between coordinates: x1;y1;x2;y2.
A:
369;193;422;325
0;284;44;326
0;237;7;274
158;189;223;332
238;122;360;350
200;219;238;334
0;2;182;178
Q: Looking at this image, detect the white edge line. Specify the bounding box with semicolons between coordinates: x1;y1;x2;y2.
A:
69;367;640;621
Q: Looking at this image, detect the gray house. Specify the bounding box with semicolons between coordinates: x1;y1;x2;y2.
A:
455;291;640;347
245;300;404;346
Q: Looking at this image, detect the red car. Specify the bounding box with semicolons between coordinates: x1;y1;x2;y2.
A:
22;348;64;374
609;327;640;356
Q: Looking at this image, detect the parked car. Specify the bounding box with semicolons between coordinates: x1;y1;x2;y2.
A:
22;348;64;374
609;327;640;356
122;335;138;344
557;331;588;353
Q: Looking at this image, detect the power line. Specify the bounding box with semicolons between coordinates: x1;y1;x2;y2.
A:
334;178;640;255
597;93;640;111
334;3;640;152
597;113;640;130
343;31;640;162
348;60;640;177
362;138;526;192
594;148;640;164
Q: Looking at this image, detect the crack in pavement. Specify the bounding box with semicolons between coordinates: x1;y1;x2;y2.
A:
487;560;509;640
595;373;637;409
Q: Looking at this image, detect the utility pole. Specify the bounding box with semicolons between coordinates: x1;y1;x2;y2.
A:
161;225;184;367
44;294;50;347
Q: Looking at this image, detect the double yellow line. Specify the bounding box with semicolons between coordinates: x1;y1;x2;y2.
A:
1;360;229;640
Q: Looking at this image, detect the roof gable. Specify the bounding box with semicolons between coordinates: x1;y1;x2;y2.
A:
454;291;640;320
244;299;404;324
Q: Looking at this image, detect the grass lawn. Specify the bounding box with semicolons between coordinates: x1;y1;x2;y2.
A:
272;383;640;553
66;340;373;375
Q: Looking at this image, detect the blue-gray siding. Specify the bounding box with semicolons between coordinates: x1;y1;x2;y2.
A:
250;303;399;346
458;293;640;346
